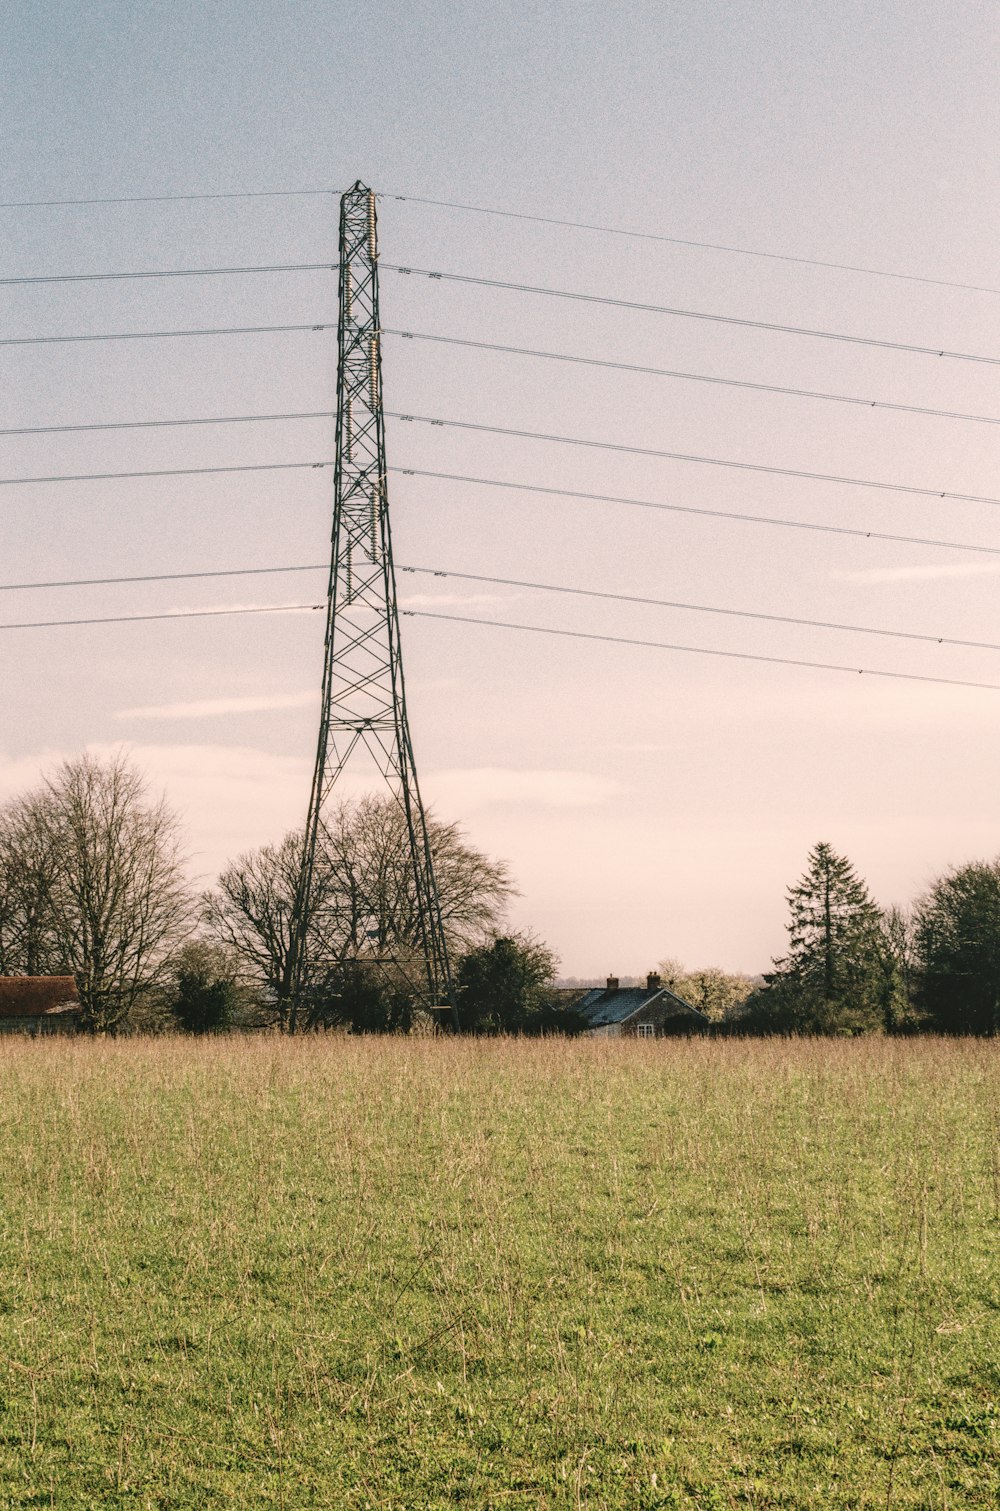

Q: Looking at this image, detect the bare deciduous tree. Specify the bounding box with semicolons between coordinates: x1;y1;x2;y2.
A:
322;796;514;957
202;831;305;1031
0;795;63;976
0;753;193;1031
205;796;515;1031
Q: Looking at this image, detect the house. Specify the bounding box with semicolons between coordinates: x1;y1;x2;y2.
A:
576;973;709;1037
0;977;81;1035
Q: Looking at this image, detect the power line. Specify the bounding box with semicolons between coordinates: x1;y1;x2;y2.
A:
2;587;998;695
5;314;996;427
386;265;1000;368
384;330;1000;428
0;602;323;631
4;556;989;653
0;322;333;348
401;611;1000;694
0;564;326;591
396;467;1000;560
2;457;999;563
4;405;995;509
0;188;338;209
2;182;994;300
3;255;996;365
390;413;1000;510
9;314;995;428
0;461;332;486
0;262;334;287
396;566;1000;653
386;194;1000;300
0;411;333;437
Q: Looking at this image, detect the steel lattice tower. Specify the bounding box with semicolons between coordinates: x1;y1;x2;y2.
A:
290;181;459;1028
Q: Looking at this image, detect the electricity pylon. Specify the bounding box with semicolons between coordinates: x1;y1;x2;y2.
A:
289;180;459;1029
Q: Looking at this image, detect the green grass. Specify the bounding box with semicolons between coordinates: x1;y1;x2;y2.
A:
0;1036;997;1508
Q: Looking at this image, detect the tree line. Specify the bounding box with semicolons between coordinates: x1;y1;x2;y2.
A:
1;754;997;1036
728;840;1000;1036
0;753;562;1034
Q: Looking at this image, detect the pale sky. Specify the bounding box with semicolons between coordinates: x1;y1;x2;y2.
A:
3;1;1000;976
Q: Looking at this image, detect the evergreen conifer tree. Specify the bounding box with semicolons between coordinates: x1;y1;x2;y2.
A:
748;842;886;1033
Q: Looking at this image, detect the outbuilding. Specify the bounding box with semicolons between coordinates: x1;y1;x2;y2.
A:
576;973;709;1037
0;977;81;1035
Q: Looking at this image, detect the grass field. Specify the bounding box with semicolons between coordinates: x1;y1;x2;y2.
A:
0;1036;997;1509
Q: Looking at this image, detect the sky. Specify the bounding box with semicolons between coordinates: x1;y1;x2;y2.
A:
3;0;1000;976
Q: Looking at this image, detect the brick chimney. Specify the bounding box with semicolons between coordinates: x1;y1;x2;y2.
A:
646;972;661;992
605;976;619;993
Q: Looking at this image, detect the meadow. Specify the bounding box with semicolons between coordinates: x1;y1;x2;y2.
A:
0;1036;996;1509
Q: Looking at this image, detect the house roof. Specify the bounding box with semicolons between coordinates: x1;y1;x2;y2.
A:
0;977;80;1019
576;984;707;1028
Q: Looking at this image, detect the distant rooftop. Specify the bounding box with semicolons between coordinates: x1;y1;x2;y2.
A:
0;977;80;1019
575;973;707;1028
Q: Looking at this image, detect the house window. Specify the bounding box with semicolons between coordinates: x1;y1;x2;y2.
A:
636;1023;655;1038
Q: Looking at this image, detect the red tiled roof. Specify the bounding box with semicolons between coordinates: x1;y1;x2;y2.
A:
0;977;80;1018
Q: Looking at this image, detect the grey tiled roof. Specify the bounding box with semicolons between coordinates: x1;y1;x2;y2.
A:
576;985;706;1028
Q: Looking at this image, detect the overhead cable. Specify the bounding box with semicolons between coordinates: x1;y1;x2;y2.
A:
390;413;1000;510
401;611;1000;694
4;406;995;509
0;188;339;208
386;265;1000;367
3;255;996;365
386;194;1000;300
2;183;994;300
0;564;326;591
384;330;1000;428
2;457;999;561
395;566;1000;653
0;322;333;347
0;411;333;437
2;595;998;695
5;316;997;426
0;262;334;287
4;557;992;653
0;462;332;486
0;603;322;631
395;468;1000;560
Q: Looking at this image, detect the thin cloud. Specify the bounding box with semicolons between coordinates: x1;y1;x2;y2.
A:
0;741;315;883
0;747;68;802
116;691;318;721
87;742;314;881
604;741;678;754
834;563;1000;585
426;766;622;810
